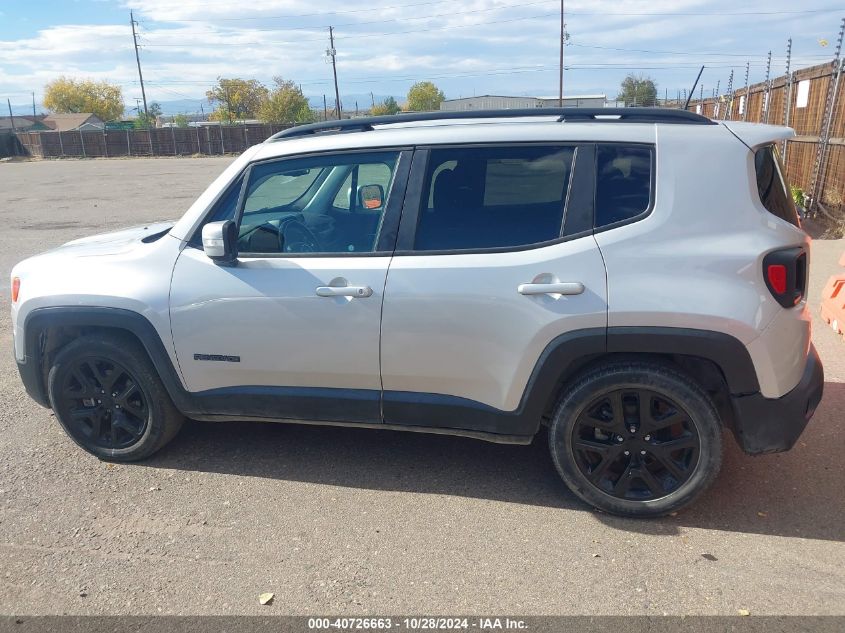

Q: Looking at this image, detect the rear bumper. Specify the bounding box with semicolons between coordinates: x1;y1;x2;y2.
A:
730;344;824;454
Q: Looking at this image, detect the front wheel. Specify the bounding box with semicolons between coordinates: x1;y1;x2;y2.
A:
47;334;184;461
549;361;722;517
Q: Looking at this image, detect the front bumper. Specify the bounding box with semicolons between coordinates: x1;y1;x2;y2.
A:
730;344;824;454
16;355;50;409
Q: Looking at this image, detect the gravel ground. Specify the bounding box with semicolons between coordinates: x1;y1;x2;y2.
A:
0;157;843;616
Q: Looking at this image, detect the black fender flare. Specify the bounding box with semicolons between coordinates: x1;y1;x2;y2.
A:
19;306;197;414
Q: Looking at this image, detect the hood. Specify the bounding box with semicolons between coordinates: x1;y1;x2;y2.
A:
48;221;175;257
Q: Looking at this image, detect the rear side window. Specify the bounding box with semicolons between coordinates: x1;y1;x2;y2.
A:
415;145;574;251
755;145;799;227
595;145;653;228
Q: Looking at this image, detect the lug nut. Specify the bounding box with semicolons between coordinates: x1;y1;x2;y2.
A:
623;450;630;456
640;450;647;455
616;436;624;443
629;426;636;433
644;435;651;441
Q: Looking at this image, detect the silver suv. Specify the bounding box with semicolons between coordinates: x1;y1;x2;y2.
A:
10;109;824;517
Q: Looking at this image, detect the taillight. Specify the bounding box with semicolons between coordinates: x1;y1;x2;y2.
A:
11;277;20;303
763;248;806;308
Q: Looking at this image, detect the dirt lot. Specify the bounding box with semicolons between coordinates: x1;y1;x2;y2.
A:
0;157;843;616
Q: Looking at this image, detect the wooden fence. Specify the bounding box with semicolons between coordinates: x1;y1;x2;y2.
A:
15;124;292;159
685;59;845;215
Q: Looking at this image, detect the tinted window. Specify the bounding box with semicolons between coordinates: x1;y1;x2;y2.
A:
415;146;574;251
755;145;799;227
595;145;653;227
238;151;400;255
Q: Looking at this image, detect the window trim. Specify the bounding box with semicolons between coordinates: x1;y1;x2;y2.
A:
591;141;657;234
191;146;413;258
394;142;590;256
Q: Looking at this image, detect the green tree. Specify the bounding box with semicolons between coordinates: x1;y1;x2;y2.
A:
406;81;445;111
43;76;124;121
618;74;658;107
258;78;314;124
206;78;269;123
173;113;190;128
371;96;401;116
134;102;162;128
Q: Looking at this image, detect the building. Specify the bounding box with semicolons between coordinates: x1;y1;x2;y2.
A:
440;94;608;111
0;115;50;132
41;113;105;131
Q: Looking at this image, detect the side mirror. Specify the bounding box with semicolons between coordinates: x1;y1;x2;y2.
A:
202;220;237;266
357;184;385;210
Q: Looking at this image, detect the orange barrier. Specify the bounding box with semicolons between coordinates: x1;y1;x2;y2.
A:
820;251;845;339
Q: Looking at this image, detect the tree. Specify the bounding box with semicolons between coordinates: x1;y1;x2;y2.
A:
206;78;269;123
43;77;124;121
618;74;658;107
173;113;190;128
406;81;445;111
258;78;313;124
134;102;162;128
371;96;401;116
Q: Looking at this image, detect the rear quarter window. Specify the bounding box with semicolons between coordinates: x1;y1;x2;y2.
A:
754;145;799;227
595;145;653;228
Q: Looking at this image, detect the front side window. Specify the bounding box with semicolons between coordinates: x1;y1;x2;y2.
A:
237;151;400;255
595;144;653;228
415;145;575;251
755;145;799;227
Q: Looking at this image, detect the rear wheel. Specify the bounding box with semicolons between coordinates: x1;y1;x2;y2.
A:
47;334;184;461
549;361;722;517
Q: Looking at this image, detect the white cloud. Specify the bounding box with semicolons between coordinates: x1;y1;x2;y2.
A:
0;0;840;110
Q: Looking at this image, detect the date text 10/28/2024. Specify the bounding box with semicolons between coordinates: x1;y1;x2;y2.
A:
308;618;528;630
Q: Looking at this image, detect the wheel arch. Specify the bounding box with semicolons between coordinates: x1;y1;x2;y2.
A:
20;307;194;414
529;327;758;434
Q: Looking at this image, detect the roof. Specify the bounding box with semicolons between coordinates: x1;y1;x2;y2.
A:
42;113;104;131
535;95;607;100
0;116;43;130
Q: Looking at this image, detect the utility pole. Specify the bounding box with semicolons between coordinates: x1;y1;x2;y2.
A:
370;92;376;109
763;50;773;123
327;27;342;119
810;17;845;214
7;99;16;133
783;38;794;159
130;10;149;121
721;71;734;120
32;92;36;117
323;94;328;121
558;0;565;106
742;61;750;121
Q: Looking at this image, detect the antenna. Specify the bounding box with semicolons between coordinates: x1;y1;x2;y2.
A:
684;65;704;110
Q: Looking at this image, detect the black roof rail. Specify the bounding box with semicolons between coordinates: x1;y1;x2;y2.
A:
268;107;715;141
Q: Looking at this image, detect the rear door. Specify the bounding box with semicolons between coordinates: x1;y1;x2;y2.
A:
380;144;608;435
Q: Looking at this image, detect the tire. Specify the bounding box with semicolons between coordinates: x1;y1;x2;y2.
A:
47;333;184;462
549;361;722;517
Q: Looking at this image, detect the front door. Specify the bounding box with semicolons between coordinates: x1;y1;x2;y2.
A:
169;149;410;423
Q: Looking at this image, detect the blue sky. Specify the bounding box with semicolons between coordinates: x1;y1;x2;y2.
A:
0;0;842;115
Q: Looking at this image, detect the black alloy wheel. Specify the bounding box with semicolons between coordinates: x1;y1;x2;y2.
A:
571;388;700;501
56;356;149;450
